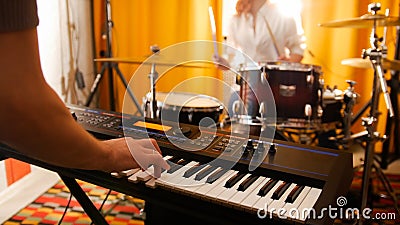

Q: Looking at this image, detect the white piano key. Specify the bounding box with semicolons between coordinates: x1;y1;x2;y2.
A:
215;173;252;203
229;176;266;207
120;168;140;177
200;170;239;200
195;170;237;199
136;166;155;182
178;165;221;194
127;169;142;183
241;178;271;211
175;166;215;190
283;186;311;219
162;161;200;189
156;161;199;188
252;180;284;213
130;155;172;184
268;183;297;215
297;188;322;222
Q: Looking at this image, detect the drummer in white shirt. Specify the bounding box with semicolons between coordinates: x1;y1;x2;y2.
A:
213;0;306;119
214;0;305;69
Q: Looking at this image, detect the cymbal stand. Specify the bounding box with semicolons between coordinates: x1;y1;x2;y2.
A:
358;4;399;224
85;0;142;115
147;45;160;119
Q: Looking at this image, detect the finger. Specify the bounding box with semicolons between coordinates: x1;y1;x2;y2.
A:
153;165;162;178
148;153;170;171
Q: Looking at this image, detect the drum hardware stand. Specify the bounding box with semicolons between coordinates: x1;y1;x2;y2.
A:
358;5;399;223
85;0;142;115
147;45;160;119
381;8;400;169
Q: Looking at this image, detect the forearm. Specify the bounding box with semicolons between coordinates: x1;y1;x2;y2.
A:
0;29;113;171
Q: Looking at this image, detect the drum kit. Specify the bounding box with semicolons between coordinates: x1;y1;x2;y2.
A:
94;2;399;219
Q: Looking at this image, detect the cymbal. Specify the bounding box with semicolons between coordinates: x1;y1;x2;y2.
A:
341;58;400;70
94;57;207;68
319;14;400;28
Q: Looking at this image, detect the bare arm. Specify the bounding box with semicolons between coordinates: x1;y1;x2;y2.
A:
0;29;169;175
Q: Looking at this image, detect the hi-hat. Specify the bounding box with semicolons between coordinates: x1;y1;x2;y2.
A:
341;58;400;70
94;57;207;68
319;14;400;28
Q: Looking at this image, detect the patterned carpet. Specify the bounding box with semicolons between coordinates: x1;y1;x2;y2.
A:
3;180;145;225
3;172;400;225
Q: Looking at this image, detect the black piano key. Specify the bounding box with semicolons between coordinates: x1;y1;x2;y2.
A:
272;181;291;200
285;185;305;203
237;174;259;192
183;163;205;178
194;165;218;181
224;172;246;188
167;159;189;174
258;179;278;196
206;168;228;184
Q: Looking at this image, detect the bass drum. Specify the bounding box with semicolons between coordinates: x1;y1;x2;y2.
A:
143;92;223;126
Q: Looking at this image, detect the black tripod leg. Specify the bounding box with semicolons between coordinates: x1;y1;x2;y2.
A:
59;174;108;225
113;64;143;116
381;77;400;169
85;63;107;107
372;161;400;216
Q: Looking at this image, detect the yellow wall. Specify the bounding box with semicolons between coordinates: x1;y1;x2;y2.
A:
94;0;223;115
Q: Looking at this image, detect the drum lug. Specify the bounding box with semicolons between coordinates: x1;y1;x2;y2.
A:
188;109;194;123
306;74;314;86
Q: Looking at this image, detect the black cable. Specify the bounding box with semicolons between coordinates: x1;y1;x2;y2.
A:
90;189;112;225
58;192;73;225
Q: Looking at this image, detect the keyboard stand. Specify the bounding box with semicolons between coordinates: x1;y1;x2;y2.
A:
59;174;109;225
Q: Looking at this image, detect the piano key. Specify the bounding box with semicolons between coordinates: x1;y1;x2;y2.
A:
178;166;225;194
136;166;154;182
272;182;291;200
258;179;278;196
194;165;219;181
206;168;229;184
296;188;322;221
167;159;189;174
130;155;172;184
195;170;237;199
215;173;252;203
268;183;297;215
252;180;284;213
203;171;240;200
286;185;305;203
224;172;247;188
120;168;140;177
241;178;271;211
183;163;206;178
238;174;259;192
163;161;202;188
229;176;266;207
283;186;311;219
156;161;199;188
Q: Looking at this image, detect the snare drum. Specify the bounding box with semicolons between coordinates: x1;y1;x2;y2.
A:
263;61;322;122
143;92;223;126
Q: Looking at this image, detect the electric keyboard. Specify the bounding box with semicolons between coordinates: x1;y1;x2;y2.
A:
68;104;353;225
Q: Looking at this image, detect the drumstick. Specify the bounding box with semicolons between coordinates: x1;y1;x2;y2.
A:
262;16;282;58
208;6;219;56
